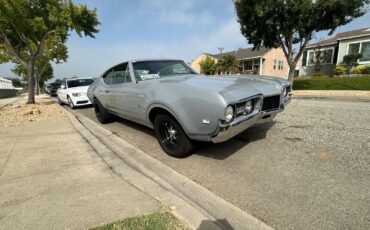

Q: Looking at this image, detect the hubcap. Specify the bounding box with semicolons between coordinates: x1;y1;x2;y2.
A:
159;120;178;149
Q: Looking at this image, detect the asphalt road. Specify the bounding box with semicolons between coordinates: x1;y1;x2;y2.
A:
65;98;370;230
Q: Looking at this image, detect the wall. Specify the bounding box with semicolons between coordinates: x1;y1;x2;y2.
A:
190;54;218;74
299;64;336;77
261;48;289;79
0;78;16;99
337;35;370;65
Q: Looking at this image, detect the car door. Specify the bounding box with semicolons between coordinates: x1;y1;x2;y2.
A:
99;68;114;109
107;63;136;118
58;80;68;103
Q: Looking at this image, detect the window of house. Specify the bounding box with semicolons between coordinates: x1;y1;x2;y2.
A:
244;61;253;70
348;43;360;54
307;48;334;65
253;60;259;70
360;42;370;62
273;59;277;70
278;60;284;70
347;41;370;63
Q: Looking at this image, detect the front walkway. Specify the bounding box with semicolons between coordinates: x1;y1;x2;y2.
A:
0;117;159;230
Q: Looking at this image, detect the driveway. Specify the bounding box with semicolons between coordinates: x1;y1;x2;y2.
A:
66;98;370;230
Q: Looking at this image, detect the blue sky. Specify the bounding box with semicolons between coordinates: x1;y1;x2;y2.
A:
1;0;369;79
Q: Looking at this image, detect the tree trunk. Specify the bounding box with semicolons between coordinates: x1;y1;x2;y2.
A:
26;61;36;104
288;63;297;83
35;73;40;95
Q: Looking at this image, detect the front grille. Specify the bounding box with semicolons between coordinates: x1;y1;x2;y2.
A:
262;95;280;111
76;100;88;104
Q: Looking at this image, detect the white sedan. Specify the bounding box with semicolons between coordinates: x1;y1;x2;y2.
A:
57;78;95;109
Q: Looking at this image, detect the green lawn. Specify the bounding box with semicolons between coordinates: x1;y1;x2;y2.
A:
90;211;186;230
293;76;370;90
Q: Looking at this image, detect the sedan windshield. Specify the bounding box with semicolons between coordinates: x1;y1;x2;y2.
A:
67;79;94;88
132;60;196;81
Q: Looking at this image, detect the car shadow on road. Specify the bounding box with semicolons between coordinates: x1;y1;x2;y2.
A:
194;121;276;160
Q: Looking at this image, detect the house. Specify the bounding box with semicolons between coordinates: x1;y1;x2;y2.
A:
191;47;289;79
299;27;370;76
0;77;16;99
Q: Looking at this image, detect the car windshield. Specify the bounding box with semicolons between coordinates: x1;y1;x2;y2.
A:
132;60;196;81
67;79;94;88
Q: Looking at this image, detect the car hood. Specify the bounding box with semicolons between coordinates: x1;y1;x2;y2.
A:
67;86;89;93
157;74;287;102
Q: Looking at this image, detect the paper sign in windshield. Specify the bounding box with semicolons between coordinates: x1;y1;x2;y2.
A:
141;74;160;80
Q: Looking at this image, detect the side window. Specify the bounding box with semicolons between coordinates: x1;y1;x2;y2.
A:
111;63;127;85
124;64;132;83
103;68;114;85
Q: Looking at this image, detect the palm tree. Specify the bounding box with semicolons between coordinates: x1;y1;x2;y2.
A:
217;55;240;75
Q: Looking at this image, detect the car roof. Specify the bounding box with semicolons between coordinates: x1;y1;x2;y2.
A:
66;77;94;81
130;59;184;63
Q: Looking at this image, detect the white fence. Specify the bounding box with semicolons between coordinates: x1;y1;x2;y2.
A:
0;78;15;89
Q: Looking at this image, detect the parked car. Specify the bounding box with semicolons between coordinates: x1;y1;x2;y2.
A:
87;59;291;157
44;84;51;94
57;78;94;109
49;82;61;96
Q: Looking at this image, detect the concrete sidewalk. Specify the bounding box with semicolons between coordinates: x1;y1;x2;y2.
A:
0;96;22;109
293;90;370;100
0;117;159;230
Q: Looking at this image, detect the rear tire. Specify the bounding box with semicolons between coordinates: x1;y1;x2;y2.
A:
154;114;194;158
94;98;113;124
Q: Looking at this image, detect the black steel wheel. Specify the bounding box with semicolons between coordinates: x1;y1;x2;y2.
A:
94;98;113;124
154;114;194;158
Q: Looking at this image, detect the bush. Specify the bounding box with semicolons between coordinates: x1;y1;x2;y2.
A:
353;66;365;74
363;65;370;74
333;66;348;75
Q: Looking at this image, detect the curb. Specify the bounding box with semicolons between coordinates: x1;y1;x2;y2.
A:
292;95;370;102
60;105;274;230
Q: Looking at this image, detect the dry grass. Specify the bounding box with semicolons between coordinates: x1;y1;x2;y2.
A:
0;94;65;128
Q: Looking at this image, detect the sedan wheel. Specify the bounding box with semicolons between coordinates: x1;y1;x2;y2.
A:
57;97;63;105
154;114;194;158
68;97;75;109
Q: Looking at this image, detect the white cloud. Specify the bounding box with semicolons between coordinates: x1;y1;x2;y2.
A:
51;18;248;78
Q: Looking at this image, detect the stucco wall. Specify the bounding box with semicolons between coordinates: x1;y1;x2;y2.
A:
0;78;16;99
337;35;370;65
190;54;218;74
261;48;289;79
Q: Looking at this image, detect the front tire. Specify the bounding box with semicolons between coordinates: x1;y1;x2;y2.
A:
57;97;63;105
154;114;194;158
94;98;113;124
67;96;75;109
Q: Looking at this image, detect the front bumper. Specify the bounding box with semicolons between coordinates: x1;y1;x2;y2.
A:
211;95;291;143
70;94;92;107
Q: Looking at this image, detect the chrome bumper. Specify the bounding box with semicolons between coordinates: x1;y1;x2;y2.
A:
211;95;291;143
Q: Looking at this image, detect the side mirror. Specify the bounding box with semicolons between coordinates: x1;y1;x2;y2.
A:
60;85;66;89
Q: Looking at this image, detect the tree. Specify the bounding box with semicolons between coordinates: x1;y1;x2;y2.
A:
343;53;362;73
199;56;217;75
217;55;240;74
234;0;369;82
0;0;99;103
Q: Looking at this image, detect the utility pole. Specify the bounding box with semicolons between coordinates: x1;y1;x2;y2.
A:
218;47;224;54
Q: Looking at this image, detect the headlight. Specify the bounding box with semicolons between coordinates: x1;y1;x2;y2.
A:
72;93;81;97
245;100;253;114
282;87;287;97
225;106;234;122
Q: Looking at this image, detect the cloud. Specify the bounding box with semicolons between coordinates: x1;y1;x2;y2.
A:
51;18;248;79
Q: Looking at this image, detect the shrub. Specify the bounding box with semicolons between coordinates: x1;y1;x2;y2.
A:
353;66;365;74
363;65;370;74
333;66;348;75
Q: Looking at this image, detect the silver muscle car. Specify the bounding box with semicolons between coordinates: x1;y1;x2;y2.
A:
87;59;291;157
